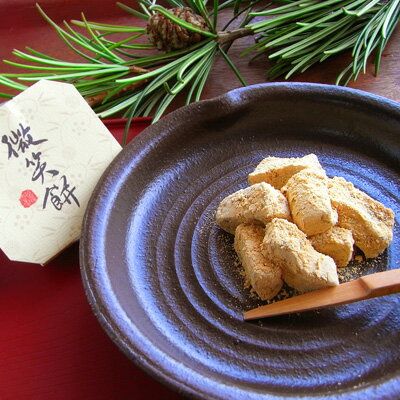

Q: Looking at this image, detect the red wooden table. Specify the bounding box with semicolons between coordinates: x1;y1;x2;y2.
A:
0;1;399;399
0;119;186;400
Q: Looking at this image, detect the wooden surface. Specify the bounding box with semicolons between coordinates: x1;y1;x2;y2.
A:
205;20;400;103
0;119;186;400
244;269;400;320
0;2;399;400
0;1;399;103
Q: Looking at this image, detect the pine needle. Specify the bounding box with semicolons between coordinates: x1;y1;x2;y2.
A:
0;0;398;144
246;0;400;85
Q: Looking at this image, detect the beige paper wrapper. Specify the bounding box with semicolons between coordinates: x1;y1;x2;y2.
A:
0;80;122;264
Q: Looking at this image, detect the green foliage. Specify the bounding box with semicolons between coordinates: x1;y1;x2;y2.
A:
246;0;400;83
0;1;250;143
0;0;399;143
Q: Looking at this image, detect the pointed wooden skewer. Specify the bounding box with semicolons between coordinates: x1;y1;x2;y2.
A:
243;269;400;321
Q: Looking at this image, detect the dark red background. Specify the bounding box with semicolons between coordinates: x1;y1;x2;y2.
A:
1;1;399;399
0;2;182;398
0;118;185;400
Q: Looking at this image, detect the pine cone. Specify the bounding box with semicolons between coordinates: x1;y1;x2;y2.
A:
147;7;209;52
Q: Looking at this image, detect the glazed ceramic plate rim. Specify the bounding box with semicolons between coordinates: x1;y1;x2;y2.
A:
79;82;400;399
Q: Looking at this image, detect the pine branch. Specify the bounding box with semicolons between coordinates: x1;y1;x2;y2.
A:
85;65;150;106
245;0;400;84
0;0;399;141
217;27;253;45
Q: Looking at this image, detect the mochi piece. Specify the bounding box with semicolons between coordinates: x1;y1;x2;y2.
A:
310;227;354;268
328;177;394;258
248;153;323;189
234;223;283;300
215;182;290;234
282;169;337;236
262;218;339;292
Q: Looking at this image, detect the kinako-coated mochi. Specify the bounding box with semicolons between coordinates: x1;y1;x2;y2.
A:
234;223;283;300
248;153;323;190
262;218;339;292
215;182;291;234
215;154;395;301
310;227;354;268
282;169;338;236
328;177;394;258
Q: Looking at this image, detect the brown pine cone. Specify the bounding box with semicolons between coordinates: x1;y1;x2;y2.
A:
147;7;209;52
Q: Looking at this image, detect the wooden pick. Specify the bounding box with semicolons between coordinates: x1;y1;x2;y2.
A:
243;269;400;321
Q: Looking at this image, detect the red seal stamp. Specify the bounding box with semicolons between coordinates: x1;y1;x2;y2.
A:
19;189;38;208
